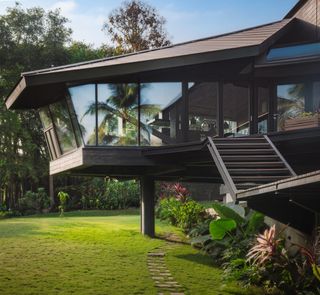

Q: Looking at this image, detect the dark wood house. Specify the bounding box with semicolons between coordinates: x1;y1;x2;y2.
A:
6;0;320;236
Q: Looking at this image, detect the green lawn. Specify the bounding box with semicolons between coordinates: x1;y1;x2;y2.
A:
0;210;261;295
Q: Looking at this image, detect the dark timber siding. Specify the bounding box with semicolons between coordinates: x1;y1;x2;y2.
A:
289;0;320;38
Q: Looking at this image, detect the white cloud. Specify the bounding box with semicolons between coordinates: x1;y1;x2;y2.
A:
50;0;77;15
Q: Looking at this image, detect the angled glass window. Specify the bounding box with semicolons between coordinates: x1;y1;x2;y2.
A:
69;84;96;145
267;42;320;62
98;83;138;146
66;95;83;147
50;100;77;154
140;83;182;146
39;107;52;129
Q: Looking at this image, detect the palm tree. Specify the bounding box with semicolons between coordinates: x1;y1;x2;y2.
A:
83;83;161;145
277;84;306;130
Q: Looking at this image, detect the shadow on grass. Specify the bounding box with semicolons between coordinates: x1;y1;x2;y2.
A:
0;222;41;238
23;209;140;218
172;253;214;267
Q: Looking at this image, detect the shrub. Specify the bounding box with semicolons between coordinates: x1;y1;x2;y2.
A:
158;182;190;202
56;178;140;211
0;210;21;219
177;200;205;230
156;197;182;226
19;187;50;214
102;179;140;210
156;197;206;231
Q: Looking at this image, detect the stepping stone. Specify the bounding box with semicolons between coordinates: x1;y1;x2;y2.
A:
148;252;165;257
152;277;165;280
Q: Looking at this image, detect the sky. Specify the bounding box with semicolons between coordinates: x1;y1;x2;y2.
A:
0;0;299;47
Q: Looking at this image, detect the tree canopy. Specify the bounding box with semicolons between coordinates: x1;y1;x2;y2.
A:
103;0;171;53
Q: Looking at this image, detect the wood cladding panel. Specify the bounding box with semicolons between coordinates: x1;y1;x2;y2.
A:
50;148;83;175
293;0;319;27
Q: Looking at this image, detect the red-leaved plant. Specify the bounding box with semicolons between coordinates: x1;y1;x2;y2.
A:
293;227;320;282
159;182;189;202
247;225;287;265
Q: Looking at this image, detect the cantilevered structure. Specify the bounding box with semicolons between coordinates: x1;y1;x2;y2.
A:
6;0;320;236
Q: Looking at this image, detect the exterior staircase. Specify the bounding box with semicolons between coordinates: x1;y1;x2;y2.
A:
207;135;296;199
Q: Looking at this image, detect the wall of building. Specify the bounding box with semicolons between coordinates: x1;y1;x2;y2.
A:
292;0;320;39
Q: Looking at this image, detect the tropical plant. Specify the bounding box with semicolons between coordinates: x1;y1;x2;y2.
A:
294;227;320;283
158;182;190;201
190;202;265;270
58;191;69;216
246;225;286;265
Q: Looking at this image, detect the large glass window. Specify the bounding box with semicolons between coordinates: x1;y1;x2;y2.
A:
223;83;250;136
267;42;320;62
140;83;182;146
188;82;218;141
97;84;138;146
277;84;306;131
257;87;269;134
69;84;96;145
50;100;77;154
277;82;320;131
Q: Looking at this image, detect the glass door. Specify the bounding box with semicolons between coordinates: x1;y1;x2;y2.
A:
276;83;306;132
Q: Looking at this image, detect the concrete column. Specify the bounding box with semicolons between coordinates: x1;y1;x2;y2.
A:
140;176;155;238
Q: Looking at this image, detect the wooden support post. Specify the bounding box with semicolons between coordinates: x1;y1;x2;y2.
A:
140;176;155;238
49;175;55;209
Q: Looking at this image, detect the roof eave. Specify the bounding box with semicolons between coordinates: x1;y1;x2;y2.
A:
5;77;27;109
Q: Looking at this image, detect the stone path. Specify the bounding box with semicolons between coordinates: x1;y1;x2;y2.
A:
147;242;185;295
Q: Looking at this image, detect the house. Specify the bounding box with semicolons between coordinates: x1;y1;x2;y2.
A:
6;0;320;237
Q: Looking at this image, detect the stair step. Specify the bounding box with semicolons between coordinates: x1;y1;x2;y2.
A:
215;143;270;149
229;168;290;176
222;155;280;162
225;162;286;168
219;149;275;155
233;175;289;183
213;138;266;144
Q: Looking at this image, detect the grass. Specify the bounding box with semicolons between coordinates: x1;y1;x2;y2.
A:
0;210;261;295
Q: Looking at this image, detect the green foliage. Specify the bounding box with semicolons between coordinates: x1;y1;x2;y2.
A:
57;178;140;211
19;187;50;214
157;197;205;232
58;191;69;216
211;202;245;225
245;211;265;235
156;197;182;225
190;202;268;289
209;218;237;240
0;210;21;219
177;200;205;230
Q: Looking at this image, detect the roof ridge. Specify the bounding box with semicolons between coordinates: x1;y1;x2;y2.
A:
22;19;288;77
284;0;307;19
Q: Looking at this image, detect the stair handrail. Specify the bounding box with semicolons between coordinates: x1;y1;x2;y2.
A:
263;135;297;177
207;137;237;199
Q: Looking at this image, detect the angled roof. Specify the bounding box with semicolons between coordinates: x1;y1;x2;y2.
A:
285;0;308;18
6;17;295;109
24;18;293;77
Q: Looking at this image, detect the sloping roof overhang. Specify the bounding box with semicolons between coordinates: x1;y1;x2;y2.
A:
6;18;295;110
